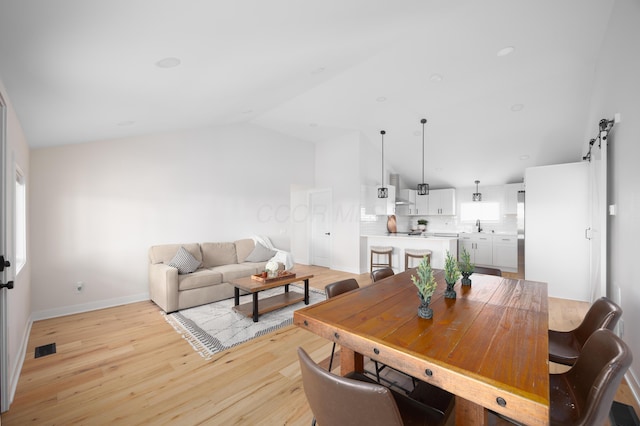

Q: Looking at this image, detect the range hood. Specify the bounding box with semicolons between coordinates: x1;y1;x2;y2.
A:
390;174;414;205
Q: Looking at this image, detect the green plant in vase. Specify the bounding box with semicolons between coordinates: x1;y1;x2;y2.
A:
411;256;437;319
417;218;428;231
444;250;460;299
458;247;474;286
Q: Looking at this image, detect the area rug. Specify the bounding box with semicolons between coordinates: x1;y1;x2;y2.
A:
163;284;326;360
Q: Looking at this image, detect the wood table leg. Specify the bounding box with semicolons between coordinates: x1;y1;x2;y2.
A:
339;347;364;376
455;395;488;426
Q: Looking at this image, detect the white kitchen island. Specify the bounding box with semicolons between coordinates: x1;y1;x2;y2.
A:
363;234;459;272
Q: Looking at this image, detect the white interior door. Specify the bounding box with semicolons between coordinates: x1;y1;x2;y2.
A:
0;92;9;413
525;162;590;301
310;190;331;267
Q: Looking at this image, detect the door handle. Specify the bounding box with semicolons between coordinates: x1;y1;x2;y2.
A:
0;255;9;272
0;281;13;290
324;232;331;236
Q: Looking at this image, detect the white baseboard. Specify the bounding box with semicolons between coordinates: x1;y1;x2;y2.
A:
8;314;32;407
626;368;640;409
31;292;150;321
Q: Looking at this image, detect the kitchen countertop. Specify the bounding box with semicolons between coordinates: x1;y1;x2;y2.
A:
362;234;458;241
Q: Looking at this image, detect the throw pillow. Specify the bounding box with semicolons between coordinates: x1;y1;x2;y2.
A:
167;246;201;274
245;242;277;262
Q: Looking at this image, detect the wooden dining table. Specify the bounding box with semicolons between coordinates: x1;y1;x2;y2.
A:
293;269;550;425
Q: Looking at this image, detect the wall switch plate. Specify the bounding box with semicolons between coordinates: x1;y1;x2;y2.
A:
614;113;622;123
609;204;617;216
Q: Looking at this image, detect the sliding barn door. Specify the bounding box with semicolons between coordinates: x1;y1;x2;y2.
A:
525;162;590;301
588;130;608;302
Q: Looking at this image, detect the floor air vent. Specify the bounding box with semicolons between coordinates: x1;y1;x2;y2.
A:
34;343;56;358
610;401;640;426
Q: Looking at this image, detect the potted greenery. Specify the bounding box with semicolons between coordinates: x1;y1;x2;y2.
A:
458;247;474;286
417;219;428;231
411;256;437;319
444;250;460;299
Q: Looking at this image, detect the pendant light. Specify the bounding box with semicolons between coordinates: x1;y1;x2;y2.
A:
417;118;429;195
377;130;388;198
472;180;482;202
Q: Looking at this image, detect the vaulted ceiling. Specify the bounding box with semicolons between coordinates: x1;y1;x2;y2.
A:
0;0;615;188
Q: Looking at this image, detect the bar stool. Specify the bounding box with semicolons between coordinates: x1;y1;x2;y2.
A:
370;246;393;273
405;249;432;271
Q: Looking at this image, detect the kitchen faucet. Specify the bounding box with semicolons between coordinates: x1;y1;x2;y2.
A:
475;219;482;233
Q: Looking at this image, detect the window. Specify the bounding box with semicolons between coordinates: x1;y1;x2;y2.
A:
460;201;500;222
15;167;26;273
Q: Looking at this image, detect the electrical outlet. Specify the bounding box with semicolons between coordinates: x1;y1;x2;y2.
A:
74;281;84;294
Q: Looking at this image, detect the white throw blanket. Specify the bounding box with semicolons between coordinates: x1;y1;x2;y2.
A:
252;235;295;270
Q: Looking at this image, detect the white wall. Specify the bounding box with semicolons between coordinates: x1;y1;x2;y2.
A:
30;124;314;318
0;78;31;407
586;0;640;400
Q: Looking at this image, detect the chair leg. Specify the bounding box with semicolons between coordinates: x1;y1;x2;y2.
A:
328;342;336;371
311;417;316;426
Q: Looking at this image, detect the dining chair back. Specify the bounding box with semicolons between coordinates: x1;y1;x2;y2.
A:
297;347;451;426
473;266;502;276
548;296;622;366
324;278;360;372
371;267;395;282
549;328;632;426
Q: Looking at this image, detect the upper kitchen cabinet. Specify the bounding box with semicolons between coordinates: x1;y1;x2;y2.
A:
427;188;456;215
363;185;396;216
397;189;429;215
504;183;524;215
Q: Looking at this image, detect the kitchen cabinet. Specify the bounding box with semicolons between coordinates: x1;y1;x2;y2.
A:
427;188;456;215
363;185;396;216
492;235;518;269
397;189;429;215
459;234;492;266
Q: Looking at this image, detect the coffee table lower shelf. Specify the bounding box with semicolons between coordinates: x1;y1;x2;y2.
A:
233;292;305;320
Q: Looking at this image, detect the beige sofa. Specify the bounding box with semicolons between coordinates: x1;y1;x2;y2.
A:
148;239;278;313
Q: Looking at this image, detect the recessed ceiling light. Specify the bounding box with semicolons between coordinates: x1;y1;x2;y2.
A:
519;154;530;161
430;74;443;82
155;57;181;68
497;46;515;57
413;130;421;137
117;120;135;127
376;96;387;102
510;104;524;112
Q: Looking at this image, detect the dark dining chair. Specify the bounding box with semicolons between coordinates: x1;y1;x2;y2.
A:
548;296;622;366
492;328;632;426
473;266;502;276
550;328;632;425
371;267;395;282
324;278;360;372
297;347;454;426
325;277;402;387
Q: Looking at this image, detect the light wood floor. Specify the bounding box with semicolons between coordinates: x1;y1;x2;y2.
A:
2;265;638;425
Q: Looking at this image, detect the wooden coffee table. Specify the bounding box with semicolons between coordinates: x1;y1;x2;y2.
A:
231;274;314;322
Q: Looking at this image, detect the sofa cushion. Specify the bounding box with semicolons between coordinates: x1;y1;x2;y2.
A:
244;242;276;262
201;242;238;268
149;243;202;265
208;264;258;282
178;269;223;291
167;246;202;274
234;238;256;263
